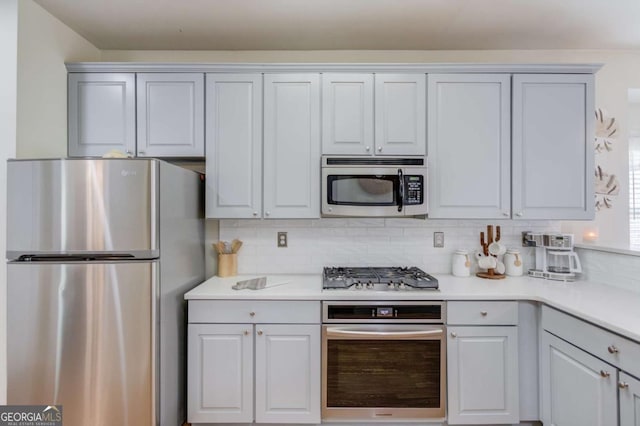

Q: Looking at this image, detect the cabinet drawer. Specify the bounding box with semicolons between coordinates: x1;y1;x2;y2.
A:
542;305;640;379
447;301;518;325
188;300;321;324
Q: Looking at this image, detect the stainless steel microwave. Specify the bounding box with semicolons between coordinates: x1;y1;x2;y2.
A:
321;156;428;217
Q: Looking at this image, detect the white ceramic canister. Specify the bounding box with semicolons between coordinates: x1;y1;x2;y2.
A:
504;248;524;276
452;249;471;277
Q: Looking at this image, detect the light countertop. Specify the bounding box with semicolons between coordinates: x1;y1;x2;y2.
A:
185;274;640;343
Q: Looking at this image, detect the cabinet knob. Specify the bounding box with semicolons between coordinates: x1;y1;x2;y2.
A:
377;147;382;152
257;330;263;336
365;146;371;152
249;312;255;317
502;212;509;217
516;212;524;217
619;381;629;389
450;332;457;338
600;370;611;378
480;311;488;316
125;150;132;155
608;345;619;354
265;211;271;217
253;211;258;216
243;330;250;336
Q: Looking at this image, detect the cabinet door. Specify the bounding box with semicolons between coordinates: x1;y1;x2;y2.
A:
187;324;253;423
205;74;262;218
447;326;519;424
321;73;374;155
428;74;511;219
620;372;640;426
136;73;204;157
540;331;617;426
255;324;321;424
263;74;321;219
512;74;595;220
68;73;135;157
374;73;426;156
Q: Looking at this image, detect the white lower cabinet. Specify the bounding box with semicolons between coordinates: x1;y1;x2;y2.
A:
541;331;617;426
255;324;321;423
188;324;254;423
620;372;640;426
187;301;321;424
447;326;519;424
541;305;640;426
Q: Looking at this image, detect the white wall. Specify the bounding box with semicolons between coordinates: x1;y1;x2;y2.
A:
16;0;101;159
0;0;18;404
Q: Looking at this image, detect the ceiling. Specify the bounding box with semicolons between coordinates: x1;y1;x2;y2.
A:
35;0;640;51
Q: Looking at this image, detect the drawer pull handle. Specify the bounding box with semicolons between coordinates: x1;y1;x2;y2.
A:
480;311;488;316
250;312;256;317
257;330;263;336
600;370;610;378
450;332;457;338
619;381;629;389
608;345;619;354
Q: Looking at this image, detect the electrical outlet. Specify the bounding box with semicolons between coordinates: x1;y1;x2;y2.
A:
433;232;445;248
277;232;288;248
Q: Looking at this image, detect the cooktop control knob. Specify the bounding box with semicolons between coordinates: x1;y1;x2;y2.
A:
366;282;374;289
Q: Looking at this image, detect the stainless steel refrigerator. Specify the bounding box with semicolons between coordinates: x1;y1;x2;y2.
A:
6;158;205;426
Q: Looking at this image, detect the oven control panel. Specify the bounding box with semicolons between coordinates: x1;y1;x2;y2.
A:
376;307;394;318
323;301;445;323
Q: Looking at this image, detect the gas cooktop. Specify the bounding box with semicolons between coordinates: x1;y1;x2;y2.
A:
322;266;439;291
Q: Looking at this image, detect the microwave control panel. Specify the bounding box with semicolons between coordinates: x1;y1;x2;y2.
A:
404;176;423;205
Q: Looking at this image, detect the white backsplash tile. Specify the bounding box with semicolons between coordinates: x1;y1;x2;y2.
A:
219;218;561;275
576;248;640;294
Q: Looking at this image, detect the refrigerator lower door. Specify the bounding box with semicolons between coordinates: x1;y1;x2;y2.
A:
7;261;156;426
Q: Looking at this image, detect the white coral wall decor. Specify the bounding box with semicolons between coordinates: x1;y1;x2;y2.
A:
594;108;620;211
595;108;618;153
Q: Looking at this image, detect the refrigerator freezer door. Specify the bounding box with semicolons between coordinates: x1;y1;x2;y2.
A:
7;159;158;259
7;261;156;426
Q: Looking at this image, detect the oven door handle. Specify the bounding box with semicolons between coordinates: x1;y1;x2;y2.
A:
325;327;443;339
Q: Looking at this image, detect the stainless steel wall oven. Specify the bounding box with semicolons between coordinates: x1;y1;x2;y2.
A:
321;301;446;421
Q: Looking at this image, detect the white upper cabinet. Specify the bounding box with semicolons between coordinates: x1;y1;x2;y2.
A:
375;74;426;156
136;73;204;157
68;73;135;157
321;74;374;155
428;74;511;219
512;74;595;220
263;74;321;219
205;74;262;219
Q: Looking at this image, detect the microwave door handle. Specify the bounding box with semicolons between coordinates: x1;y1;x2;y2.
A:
397;169;404;212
